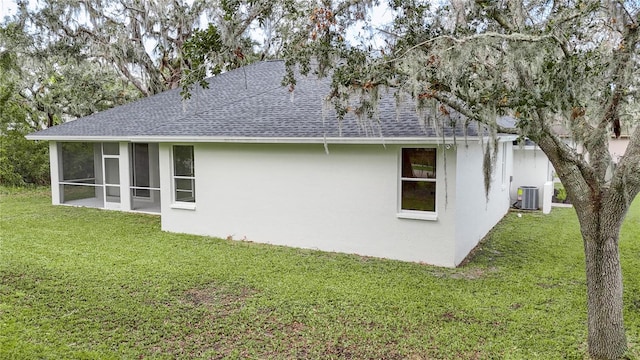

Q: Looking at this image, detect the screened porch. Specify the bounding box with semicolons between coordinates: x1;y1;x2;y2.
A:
53;142;161;214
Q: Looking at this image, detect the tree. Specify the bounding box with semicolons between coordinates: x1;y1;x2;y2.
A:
0;19;139;185
0;48;49;185
180;0;312;94
17;0;210;96
0;27;48;185
189;0;639;358
18;0;298;97
292;1;639;358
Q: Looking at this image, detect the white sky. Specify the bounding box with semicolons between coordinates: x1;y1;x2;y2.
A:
0;0;17;20
347;4;394;49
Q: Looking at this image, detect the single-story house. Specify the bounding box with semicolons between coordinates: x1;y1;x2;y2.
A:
27;60;520;267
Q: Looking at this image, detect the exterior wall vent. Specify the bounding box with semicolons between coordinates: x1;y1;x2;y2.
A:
518;186;539;210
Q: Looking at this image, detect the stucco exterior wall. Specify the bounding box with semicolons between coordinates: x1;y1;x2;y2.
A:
511;146;553;207
159;143;461;266
609;137;630;163
453;140;512;265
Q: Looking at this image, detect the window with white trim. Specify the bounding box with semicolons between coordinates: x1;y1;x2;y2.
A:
400;148;437;212
173;145;195;203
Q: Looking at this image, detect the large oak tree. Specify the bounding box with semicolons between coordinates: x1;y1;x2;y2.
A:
0;20;138;185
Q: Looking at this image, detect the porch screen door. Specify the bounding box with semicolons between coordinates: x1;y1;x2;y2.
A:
103;143;121;208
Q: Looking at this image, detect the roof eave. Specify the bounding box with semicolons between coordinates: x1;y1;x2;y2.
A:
26;134;518;144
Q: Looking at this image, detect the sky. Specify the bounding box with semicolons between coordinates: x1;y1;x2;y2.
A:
0;0;17;20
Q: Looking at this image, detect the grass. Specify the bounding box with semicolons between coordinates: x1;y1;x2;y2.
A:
1;187;639;359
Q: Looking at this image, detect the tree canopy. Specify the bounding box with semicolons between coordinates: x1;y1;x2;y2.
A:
0;17;140;185
11;0;309;97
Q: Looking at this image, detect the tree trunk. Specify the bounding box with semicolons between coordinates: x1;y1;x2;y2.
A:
537;131;631;359
582;219;627;359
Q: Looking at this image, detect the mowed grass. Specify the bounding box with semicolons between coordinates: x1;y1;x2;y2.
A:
0;187;638;359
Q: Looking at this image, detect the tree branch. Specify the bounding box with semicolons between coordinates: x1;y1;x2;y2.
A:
334;0;373;18
484;1;583;58
430;91;517;134
611;125;640;204
117;63;149;97
582;23;640;181
599;25;639;133
431;92;482;122
392;31;556;61
491;11;515;32
534;125;596;209
617;0;638;26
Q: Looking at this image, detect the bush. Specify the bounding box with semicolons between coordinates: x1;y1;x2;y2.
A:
553;182;570;203
0;131;50;186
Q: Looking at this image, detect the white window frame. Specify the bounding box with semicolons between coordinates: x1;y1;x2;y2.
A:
171;145;196;210
397;147;438;221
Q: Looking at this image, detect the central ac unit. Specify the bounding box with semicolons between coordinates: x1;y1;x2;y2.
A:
518;186;539;210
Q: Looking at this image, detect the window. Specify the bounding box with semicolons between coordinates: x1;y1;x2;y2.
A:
400;148;436;213
102;142;120;155
173;145;195;203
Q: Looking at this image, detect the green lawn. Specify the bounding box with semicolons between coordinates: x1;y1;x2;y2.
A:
1;187;638;359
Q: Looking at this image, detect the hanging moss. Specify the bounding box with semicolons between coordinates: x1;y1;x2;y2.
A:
483;139;492;200
482;134;500;201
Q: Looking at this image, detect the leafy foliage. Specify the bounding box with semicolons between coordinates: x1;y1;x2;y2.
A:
14;0;305;98
0;18;139;186
180;24;259;98
181;24;225;98
17;0;210;96
0;132;49;186
179;0;317;96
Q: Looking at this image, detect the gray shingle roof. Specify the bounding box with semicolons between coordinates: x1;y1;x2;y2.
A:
27;60;493;142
